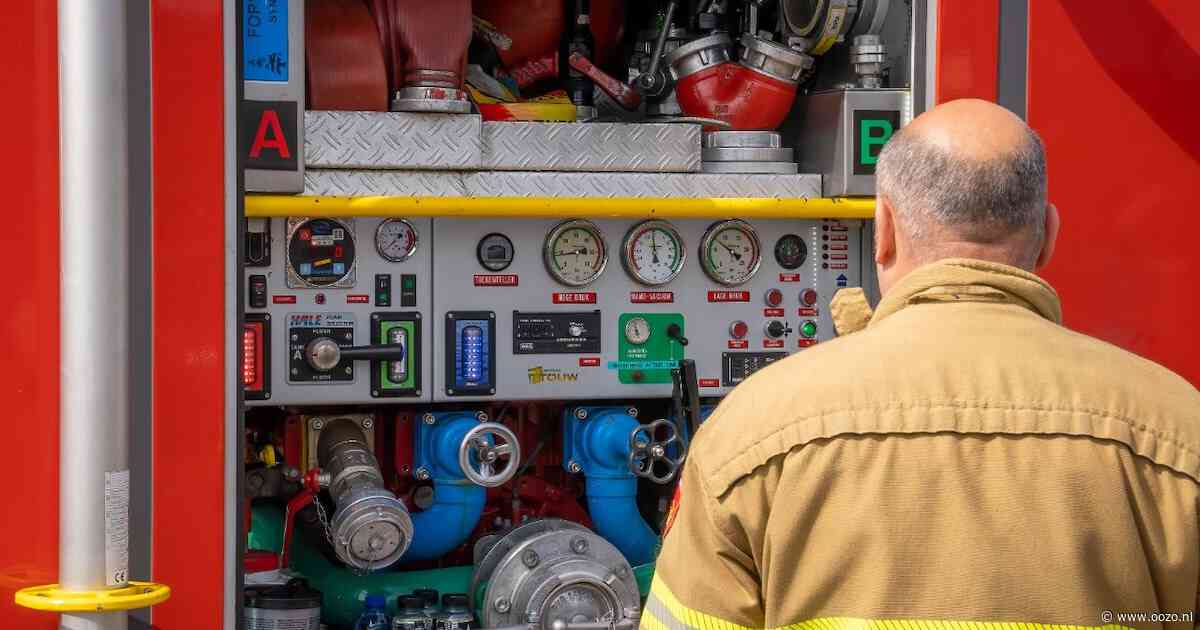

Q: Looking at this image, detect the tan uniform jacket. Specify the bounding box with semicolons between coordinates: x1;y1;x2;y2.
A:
642;259;1200;630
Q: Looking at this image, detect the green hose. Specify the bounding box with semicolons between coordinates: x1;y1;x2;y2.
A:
249;502;656;629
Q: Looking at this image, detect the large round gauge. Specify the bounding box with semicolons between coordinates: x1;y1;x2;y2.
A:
543;219;608;287
622;220;686;286
477;233;515;271
287;218;356;287
375;218;419;262
699;219;762;285
774;234;807;269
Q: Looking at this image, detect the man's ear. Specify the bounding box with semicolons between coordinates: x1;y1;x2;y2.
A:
875;194;897;267
1035;203;1059;270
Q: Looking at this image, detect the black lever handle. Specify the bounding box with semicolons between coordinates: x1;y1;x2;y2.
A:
666;323;689;346
338;343;406;361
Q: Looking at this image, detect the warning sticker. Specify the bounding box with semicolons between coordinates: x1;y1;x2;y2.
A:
105;469;130;586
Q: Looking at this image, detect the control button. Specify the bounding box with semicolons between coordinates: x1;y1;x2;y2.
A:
248;274;268;309
800;320;818;338
801;288;818;306
729;320;749;339
375;274;392;307
400;274;417;307
568;323;585;337
764;288;783;307
764;320;791;339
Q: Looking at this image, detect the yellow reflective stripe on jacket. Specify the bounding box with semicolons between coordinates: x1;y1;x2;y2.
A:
642;574;1134;630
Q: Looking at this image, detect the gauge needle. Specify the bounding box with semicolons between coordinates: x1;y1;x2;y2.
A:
718;241;743;261
314;258;332;267
650;233;661;264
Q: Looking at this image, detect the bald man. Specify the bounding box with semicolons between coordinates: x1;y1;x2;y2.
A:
642;100;1200;630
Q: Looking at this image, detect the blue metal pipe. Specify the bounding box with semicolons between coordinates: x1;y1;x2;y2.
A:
565;408;659;566
403;413;487;562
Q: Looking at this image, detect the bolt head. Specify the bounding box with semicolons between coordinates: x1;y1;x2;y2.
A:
571;537;589;554
362;418;374;429
627;407;638;418
415;467;431;481
568;461;582;474
476;411;489;423
422;413;436;425
493;598;512;613
522;549;540;567
312;419;324;430
574;408;588;420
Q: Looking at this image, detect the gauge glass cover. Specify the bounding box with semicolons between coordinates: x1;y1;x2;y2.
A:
375;218;419;262
774;233;807;270
543;220;607;287
622;220;686;286
624;317;651;345
700;219;762;285
477;233;515;271
287;218;357;287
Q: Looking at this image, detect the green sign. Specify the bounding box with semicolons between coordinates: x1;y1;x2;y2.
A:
853;109;901;175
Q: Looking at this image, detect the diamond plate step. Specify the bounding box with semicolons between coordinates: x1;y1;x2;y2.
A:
305;111;482;170
482;122;702;173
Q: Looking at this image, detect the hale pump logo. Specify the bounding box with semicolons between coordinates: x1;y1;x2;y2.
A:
853;109;901;175
528;366;580;385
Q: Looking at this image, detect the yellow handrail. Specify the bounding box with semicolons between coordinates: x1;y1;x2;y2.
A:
244;195;875;220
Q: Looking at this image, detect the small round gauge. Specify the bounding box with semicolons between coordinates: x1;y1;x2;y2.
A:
622;220;686;286
774;234;807;269
543;219;608;287
477;233;515;272
375;218;419;262
287;218;356;287
699;219;762;286
624;317;651;345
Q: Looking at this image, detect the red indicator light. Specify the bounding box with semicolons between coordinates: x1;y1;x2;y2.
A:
729;321;749;339
801;289;818;306
765;288;783;307
242;323;264;391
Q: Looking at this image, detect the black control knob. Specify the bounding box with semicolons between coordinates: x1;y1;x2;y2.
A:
666;323;688;346
764;320;791;339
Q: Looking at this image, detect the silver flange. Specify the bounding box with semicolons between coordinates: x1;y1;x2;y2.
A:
702;161;800;174
391;87;474;114
329;488;414;572
470;520;640;630
739;35;813;83
703;130;783;148
702;147;795;162
664;33;733;81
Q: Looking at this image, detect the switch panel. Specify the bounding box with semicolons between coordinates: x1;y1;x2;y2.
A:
375;274;392;307
248;274;268;309
287;312;355;383
723;351;788;386
513;311;602;354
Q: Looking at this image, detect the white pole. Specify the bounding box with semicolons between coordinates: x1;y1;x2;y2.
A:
58;1;132;628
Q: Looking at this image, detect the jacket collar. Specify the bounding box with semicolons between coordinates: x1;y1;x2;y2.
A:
832;258;1062;335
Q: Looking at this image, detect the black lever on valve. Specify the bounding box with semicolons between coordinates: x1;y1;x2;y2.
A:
305;338;406;372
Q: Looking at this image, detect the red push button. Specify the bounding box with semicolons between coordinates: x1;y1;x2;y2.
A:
729;320;749;339
765;288;783;307
801;288;818;306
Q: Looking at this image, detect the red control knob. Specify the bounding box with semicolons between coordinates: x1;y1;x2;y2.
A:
729;321;749;339
765;288;784;307
801;288;819;306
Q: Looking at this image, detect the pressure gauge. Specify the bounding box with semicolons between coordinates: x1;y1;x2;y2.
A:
543;219;608;287
286;217;357;288
699;219;762;285
774;234;807;269
477;233;515;271
375;218;419;262
622;220;686;286
624;316;651;345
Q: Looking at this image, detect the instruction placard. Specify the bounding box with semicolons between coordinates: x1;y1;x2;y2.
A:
105;469;130;586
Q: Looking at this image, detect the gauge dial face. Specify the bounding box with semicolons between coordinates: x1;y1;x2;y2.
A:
774;234;807;270
700;219;762;286
622;220;686;286
375;218;419;262
287;218;356;287
624;316;651;345
477;233;515;271
544;220;607;287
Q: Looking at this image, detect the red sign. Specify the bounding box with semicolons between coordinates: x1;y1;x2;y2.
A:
779;273;801;283
829;254;848;260
830;234;848;241
798;339;818;348
272;295;296;304
475;274;519;287
799;308;818;317
831;225;848;232
830;244;848;251
346;295;370;304
763;339;785;348
630;291;674;304
553;292;597;304
698;378;721;388
727;339;749;350
579;357;601;367
764;308;785;318
829;263;848;270
707;290;751;303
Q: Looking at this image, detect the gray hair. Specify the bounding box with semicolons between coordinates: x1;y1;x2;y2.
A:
876;123;1048;263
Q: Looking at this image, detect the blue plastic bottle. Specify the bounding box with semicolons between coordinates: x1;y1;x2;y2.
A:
354;594;391;630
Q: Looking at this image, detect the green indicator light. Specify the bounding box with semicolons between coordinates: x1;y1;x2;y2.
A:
402;277;415;289
800;321;817;338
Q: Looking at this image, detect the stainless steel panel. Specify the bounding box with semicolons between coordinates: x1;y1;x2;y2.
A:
463;172;822;198
304;170;468;197
482;122;702;173
305;111;483;170
796;88;911;196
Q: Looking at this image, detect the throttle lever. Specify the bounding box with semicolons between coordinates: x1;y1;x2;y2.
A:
337;343;407;361
304;339;406;372
568;53;642;110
